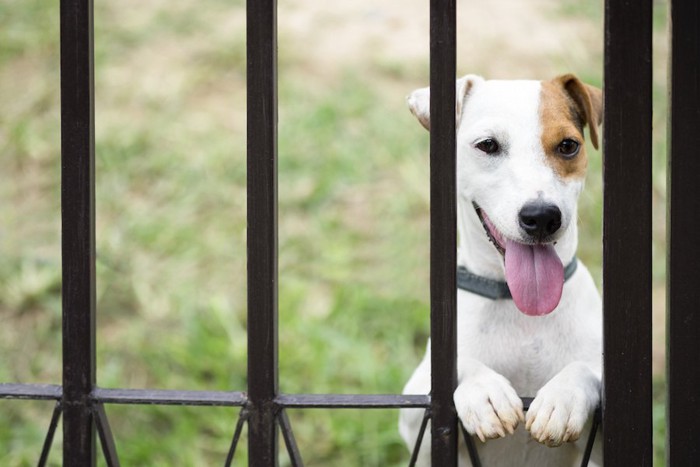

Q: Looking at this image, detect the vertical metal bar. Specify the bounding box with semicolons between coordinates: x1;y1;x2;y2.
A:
666;1;700;464
602;0;653;465
60;0;97;464
246;0;278;464
429;0;458;464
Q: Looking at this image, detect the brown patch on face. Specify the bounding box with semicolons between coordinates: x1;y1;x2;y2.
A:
539;80;589;179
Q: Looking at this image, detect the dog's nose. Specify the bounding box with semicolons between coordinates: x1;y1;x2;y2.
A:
518;202;562;239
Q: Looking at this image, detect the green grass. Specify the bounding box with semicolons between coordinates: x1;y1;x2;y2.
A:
1;1;429;463
1;0;669;465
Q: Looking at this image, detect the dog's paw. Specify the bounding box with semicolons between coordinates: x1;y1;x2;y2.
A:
454;372;524;442
525;366;599;447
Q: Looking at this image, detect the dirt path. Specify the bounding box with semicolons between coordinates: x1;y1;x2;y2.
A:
279;0;601;79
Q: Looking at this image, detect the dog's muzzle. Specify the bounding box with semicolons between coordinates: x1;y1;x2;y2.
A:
471;201;566;316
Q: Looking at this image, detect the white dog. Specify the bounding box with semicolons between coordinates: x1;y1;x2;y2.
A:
399;74;604;466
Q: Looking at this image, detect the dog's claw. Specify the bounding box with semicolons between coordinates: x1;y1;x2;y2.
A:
496;425;506;438
564;427;580;443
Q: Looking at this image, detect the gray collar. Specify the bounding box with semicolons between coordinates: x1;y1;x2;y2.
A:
457;258;578;300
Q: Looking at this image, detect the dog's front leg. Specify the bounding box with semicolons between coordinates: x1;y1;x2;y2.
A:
454;359;525;442
525;361;601;447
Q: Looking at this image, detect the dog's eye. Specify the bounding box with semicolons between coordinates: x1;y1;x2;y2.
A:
475;139;500;155
557;139;580;157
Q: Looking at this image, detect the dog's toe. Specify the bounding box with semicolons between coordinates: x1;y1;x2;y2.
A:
454;373;524;442
525;362;600;447
525;385;591;447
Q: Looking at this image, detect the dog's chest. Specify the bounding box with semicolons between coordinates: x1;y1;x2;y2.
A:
457;296;574;395
507;333;559;395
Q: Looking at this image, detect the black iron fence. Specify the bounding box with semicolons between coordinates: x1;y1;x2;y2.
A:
1;0;699;465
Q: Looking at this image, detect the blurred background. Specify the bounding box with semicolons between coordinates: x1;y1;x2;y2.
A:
0;0;668;465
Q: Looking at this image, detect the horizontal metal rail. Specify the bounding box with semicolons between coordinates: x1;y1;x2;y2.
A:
276;394;430;409
0;385;552;412
0;384;62;400
1;385;427;409
92;388;247;406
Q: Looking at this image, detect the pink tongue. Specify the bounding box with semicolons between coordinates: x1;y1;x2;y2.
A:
504;240;564;316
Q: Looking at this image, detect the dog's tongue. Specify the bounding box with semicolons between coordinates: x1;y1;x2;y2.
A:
504;240;564;316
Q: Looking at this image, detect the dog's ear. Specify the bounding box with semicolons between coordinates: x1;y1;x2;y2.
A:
406;87;431;130
555;74;603;150
407;74;484;131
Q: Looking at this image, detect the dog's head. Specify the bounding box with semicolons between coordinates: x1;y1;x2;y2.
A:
408;74;603;316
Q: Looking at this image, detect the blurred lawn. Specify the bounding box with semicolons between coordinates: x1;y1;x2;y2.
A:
0;0;668;465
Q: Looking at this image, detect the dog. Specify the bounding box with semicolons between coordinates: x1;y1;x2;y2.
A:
399;74;604;466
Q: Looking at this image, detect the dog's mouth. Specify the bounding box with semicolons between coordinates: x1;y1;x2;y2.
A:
472;203;565;316
473;204;507;256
